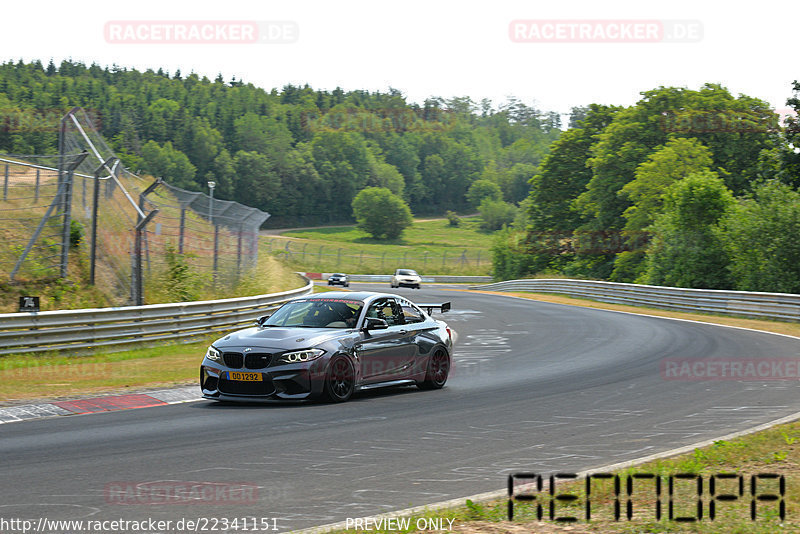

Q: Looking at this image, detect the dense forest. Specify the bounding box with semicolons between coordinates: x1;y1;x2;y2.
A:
494;82;800;293
0;59;560;227
2;60;799;293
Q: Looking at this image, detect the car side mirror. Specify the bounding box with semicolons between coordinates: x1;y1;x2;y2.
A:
256;314;271;327
364;317;389;330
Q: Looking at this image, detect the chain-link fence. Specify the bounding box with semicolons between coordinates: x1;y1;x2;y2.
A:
0;108;270;305
0;154;85;281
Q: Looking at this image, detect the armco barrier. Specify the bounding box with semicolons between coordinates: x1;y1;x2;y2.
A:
0;278;314;356
470;279;800;322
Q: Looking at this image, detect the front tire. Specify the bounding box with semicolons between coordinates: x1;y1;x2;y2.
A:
418;349;450;390
323;356;355;402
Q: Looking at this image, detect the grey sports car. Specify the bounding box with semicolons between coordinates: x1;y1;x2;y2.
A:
200;291;453;402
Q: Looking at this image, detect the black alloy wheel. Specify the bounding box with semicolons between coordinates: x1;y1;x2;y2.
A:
418;350;449;390
324;356;355;402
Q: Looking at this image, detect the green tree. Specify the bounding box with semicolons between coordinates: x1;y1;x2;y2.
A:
527;104;618;233
140;140;197;189
491;227;548;281
144;98;182;143
621;137;715;233
366;153;405;196
233;112;293;162
578;85;775;234
466;179;503;209
205;148;236;199
310;131;371;218
719;180;800;293
612;137;716;282
232;150;280;209
776;80;800;187
643;171;734;289
351;187;413;240
478;198;517;231
497;163;537;204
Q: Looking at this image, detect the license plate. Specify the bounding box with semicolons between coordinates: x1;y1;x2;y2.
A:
228;371;262;382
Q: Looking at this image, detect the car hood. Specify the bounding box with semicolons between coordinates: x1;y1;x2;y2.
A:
214;326;356;351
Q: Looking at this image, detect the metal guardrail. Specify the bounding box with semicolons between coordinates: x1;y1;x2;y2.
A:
0;278;314;355
470;279;800;322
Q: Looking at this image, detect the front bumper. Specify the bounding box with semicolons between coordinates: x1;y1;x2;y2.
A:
200;359;328;401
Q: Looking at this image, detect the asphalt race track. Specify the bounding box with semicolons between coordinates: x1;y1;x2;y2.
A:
2;283;800;532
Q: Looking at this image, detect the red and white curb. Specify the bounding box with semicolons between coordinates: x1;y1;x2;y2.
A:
0;385;201;424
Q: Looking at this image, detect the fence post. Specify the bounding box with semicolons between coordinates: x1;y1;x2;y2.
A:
89;163;103;285
2;163;7;201
34;168;39;204
59;152;89;278
133;178;161;305
179;207;186;254
237;224;243;279
213;223;219;276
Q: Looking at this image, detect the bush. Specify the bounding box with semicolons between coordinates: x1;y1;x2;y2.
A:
163;244;202;302
69;220;84;248
467;179;503;209
446;210;460;227
351;187;413;240
478;199;517;231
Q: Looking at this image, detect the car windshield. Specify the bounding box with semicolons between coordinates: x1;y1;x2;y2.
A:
263;299;363;328
398;269;418;276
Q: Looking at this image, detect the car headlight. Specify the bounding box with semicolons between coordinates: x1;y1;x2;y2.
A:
278;348;325;364
205;346;222;363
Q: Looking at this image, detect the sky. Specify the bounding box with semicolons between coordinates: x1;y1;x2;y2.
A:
3;0;798;119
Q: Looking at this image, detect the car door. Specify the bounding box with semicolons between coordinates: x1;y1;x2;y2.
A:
356;298;417;383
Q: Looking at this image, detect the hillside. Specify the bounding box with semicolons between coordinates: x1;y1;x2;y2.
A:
0;60;561;227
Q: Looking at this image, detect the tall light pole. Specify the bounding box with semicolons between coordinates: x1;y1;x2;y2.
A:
207;181;215;222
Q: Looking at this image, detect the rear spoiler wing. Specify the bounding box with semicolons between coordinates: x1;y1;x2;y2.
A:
419;302;451;315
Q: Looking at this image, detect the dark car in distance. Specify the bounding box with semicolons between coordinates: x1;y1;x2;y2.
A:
200;292;453;403
327;273;349;287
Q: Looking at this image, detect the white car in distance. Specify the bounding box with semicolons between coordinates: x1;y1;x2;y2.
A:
390;268;422;289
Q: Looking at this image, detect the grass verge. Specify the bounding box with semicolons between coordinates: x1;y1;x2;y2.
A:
0;339;212;404
264;217;493;276
320;419;799;533
0;281;328;406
